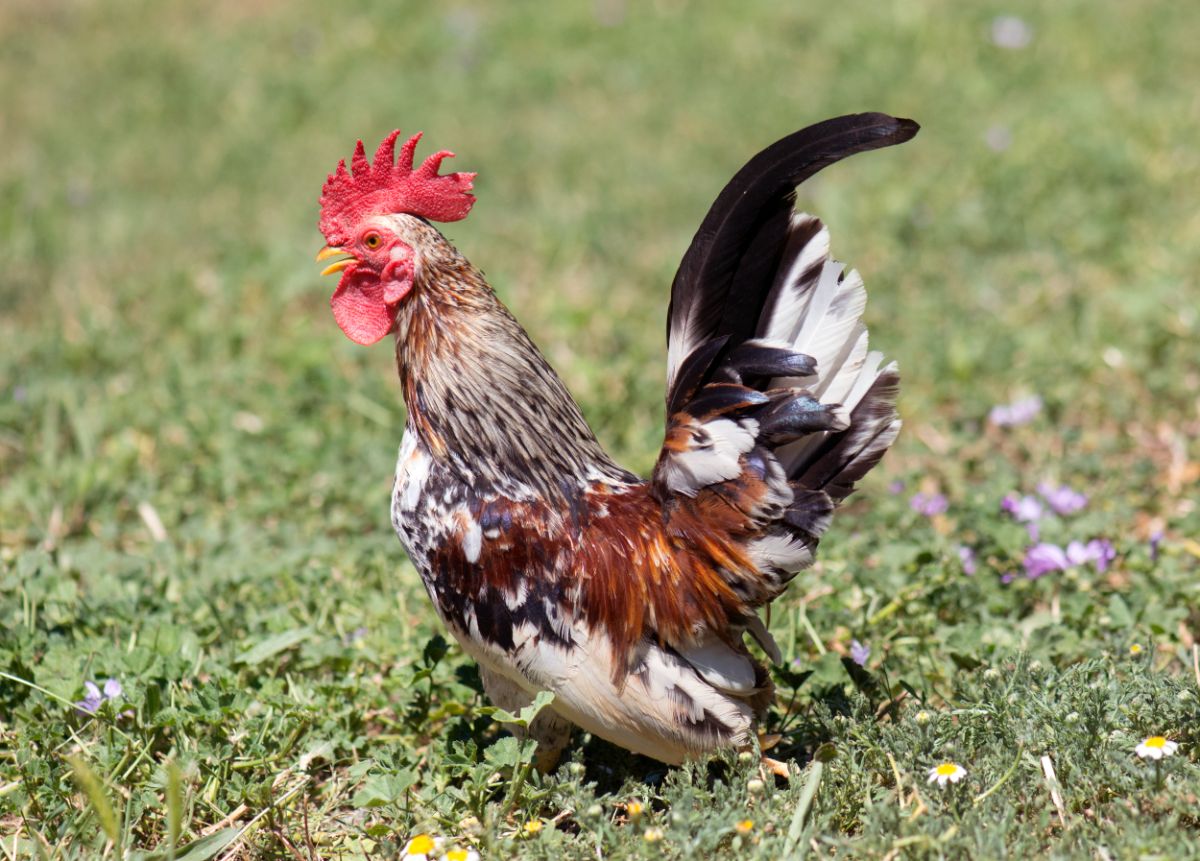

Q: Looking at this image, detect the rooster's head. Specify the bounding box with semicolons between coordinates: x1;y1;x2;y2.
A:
317;130;476;345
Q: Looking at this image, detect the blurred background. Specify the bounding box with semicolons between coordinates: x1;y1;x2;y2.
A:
2;1;1196;499
4;0;1200;710
4;0;1199;699
1;0;1198;851
4;0;1198;493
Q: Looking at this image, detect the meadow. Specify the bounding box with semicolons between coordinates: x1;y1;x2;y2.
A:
1;1;1198;857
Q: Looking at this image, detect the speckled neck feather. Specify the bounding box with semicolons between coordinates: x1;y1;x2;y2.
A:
393;224;631;502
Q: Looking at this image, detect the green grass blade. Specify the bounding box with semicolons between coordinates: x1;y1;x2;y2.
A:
166;761;183;859
784;759;824;857
66;754;120;849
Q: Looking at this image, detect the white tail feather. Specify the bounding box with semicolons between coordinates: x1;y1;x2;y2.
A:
759;219;832;345
754;214;895;475
789;259;844;351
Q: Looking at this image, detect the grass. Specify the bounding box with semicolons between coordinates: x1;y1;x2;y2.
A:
2;0;1198;857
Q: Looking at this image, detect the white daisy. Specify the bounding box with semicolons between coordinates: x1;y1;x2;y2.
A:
927;762;967;787
401;834;442;861
1135;736;1178;760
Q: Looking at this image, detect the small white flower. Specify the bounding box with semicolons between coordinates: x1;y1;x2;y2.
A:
401;834;442;861
927;762;967;787
1135;736;1178;760
444;849;481;861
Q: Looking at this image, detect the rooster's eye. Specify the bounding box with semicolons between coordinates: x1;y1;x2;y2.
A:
363;232;382;250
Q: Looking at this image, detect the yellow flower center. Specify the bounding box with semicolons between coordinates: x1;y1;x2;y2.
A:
627;801;644;818
1144;736;1167;749
523;820;542;835
935;763;959;776
406;835;435;855
446;851;468;861
736;819;754;834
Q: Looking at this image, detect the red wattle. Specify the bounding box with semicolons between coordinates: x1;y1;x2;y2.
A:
330;268;395;345
381;258;414;305
382;277;413;305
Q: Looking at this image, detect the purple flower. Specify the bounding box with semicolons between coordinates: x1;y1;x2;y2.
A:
1037;482;1087;516
849;639;871;667
1086;538;1115;572
1001;493;1043;539
957;545;977;575
1002;494;1043;523
1024;543;1069;579
1022;540;1116;580
989;395;1042;427
74;678;122;716
888;480;906;495
1064;540;1091;567
75;682;104;715
910;493;948;517
1149;530;1163;563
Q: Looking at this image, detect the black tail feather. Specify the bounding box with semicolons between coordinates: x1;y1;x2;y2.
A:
665;113;919;405
792;366;901;503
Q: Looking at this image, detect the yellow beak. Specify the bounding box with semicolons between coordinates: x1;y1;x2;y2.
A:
316;245;357;276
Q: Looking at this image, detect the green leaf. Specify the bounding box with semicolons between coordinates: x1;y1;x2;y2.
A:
814;741;839;763
487;689;555;728
235;627;312;666
483;735;523;768
422;634;449;666
1106;594;1134;629
139;828;239;861
950;651;984;671
350;771;416;808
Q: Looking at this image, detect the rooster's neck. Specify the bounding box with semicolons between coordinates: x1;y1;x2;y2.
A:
392;251;631;502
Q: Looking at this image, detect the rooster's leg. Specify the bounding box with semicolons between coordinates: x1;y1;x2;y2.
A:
481;667;574;773
751;732;790;780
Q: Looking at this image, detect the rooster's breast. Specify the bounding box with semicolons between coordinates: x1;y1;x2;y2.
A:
390;430;439;575
389;428;571;649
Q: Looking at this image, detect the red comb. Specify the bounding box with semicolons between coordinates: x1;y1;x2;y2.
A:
318;130;477;246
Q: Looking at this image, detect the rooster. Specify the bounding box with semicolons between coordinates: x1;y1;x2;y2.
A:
316;113;918;770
